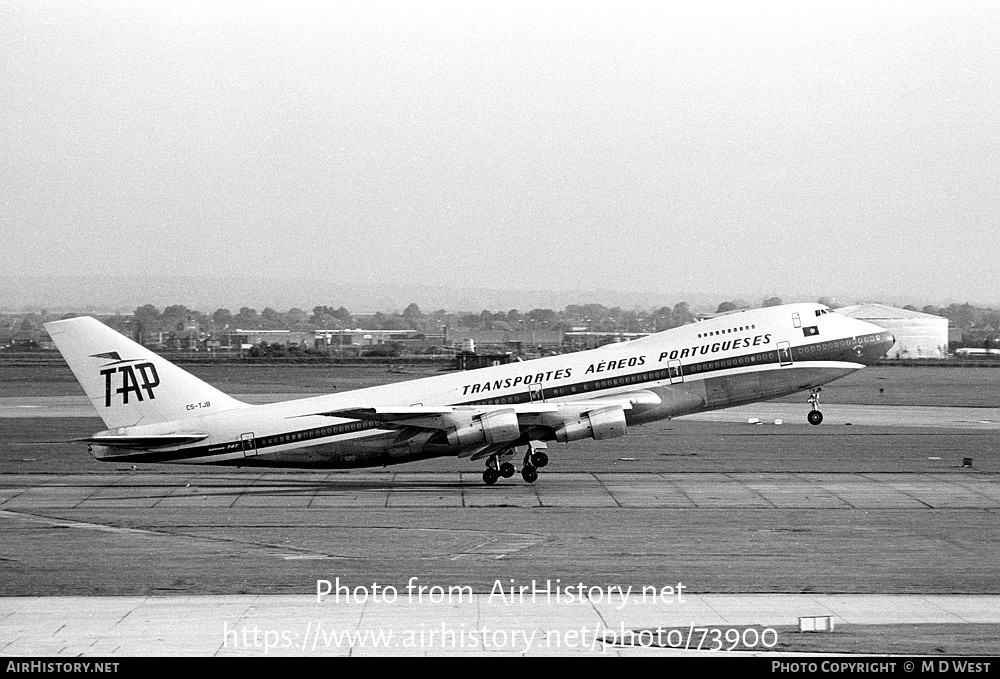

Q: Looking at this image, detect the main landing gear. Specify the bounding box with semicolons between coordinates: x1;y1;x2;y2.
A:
807;387;823;425
482;455;513;486
482;444;548;485
520;444;548;483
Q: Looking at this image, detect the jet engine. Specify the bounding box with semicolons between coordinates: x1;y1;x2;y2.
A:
552;405;628;442
446;408;521;446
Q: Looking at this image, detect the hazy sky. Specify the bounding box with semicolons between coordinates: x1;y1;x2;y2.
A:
2;0;998;305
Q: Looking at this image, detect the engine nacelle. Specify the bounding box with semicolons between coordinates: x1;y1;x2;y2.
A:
446;408;521;447
553;405;628;443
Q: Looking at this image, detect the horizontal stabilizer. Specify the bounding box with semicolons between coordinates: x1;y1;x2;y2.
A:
75;434;209;449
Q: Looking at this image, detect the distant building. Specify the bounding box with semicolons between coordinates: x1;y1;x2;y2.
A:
313;329;421;349
563;331;648;351
838;304;948;359
954;348;1000;358
226;329;314;349
455;353;514;370
445;329;564;353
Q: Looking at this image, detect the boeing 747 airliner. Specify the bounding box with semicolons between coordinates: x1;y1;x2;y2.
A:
45;303;893;484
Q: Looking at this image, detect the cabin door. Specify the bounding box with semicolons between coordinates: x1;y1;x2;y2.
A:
241;432;258;457
529;383;544;402
777;341;793;366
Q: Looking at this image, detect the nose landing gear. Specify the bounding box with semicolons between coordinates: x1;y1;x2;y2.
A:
807;387;823;425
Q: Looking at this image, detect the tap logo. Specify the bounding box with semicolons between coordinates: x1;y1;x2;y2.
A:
92;353;160;407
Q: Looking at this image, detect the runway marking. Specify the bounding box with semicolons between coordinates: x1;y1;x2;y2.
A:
790;473;858;509
724;472;779;508
0;509;349;561
0;510;162;537
591;473;623;508
456;533;547;560
859;474;934;509
659;475;698;507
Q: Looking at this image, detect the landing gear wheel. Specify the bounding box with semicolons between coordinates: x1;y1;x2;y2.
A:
806;387;823;425
499;462;516;478
483;468;500;485
530;451;549;468
521;465;538;483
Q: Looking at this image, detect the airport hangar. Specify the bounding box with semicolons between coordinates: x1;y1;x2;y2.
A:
838;303;949;360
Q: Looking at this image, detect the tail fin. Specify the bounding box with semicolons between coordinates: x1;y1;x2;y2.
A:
44;316;246;429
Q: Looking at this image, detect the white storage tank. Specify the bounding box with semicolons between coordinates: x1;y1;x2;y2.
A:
837;303;949;359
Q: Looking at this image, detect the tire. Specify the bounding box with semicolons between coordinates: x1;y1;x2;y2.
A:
499;462;515;478
807;410;823;425
483;468;500;485
521;465;538;483
530;451;549;468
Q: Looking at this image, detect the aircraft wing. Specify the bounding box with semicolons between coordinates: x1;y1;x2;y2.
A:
293;391;663;453
319;403;557;423
307;390;660;425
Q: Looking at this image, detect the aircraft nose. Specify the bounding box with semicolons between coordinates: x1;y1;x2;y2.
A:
881;332;896;356
854;321;895;365
869;330;895;363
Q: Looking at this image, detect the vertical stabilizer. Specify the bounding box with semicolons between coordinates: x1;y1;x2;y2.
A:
44;316;247;429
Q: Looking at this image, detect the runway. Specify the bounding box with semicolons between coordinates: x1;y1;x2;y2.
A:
3;395;999;429
2;469;998;600
2;389;999;656
2;470;999;510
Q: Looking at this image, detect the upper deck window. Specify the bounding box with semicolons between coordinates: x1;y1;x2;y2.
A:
697;323;757;340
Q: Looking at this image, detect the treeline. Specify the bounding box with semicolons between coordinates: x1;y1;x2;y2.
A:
3;300;702;342
908;303;1000;331
4;298;999;345
124;301;704;337
120;300;1000;336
